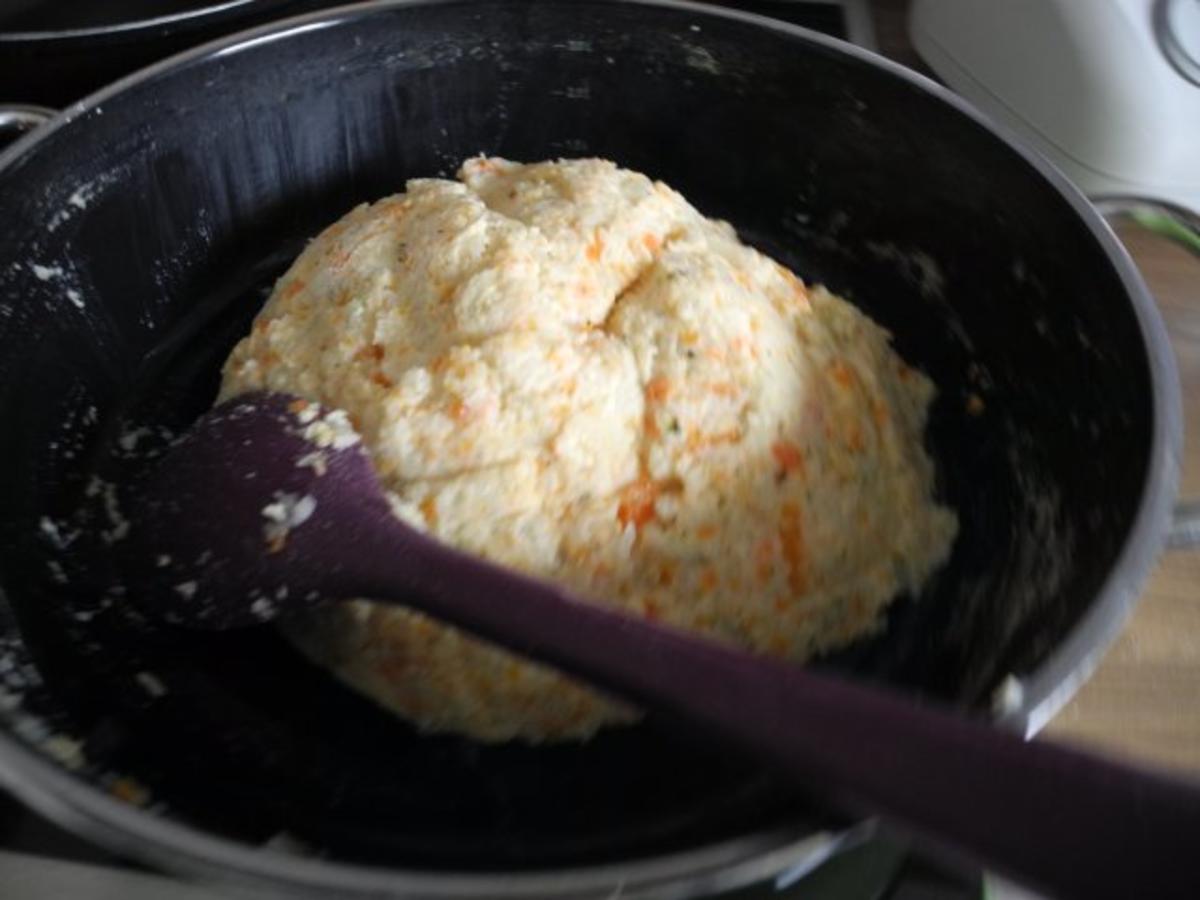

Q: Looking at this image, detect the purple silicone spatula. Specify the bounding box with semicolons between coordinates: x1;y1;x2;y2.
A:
96;391;1199;899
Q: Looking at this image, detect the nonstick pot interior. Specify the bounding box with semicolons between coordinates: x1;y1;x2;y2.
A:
0;0;1178;892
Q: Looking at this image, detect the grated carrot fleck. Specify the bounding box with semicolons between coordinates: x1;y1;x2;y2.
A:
616;476;682;530
643;596;661;621
779;502;808;594
448;397;472;421
586;231;605;263
846;421;866;452
771;441;805;477
645;376;672;403
829;359;855;387
754;537;774;584
686;427;741;453
872;399;889;426
420;496;438;527
617;477;659;530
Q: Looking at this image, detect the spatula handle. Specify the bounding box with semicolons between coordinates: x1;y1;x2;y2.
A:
334;509;1200;900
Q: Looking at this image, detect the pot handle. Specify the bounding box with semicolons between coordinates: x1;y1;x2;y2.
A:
1094;197;1200;550
0;104;56;152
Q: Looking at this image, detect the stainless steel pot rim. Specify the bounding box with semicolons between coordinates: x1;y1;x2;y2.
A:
0;0;1183;896
0;744;835;899
0;0;286;43
0;104;57;145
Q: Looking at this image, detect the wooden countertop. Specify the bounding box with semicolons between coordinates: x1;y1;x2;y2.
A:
869;0;1200;778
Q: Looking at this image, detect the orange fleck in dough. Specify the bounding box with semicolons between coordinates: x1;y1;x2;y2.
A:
617;477;660;530
829;359;856;387
771;441;805;477
645;376;672;403
448;396;471;421
754;538;775;584
354;343;385;363
420;496;438;527
586;231;605;262
779;502;808;594
686;427;742;453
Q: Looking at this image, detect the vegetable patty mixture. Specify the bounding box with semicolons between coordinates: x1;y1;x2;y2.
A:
220;157;957;742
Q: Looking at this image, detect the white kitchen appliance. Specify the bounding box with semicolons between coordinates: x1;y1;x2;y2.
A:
910;0;1200;215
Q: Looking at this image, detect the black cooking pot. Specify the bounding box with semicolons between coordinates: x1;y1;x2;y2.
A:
0;0;338;108
0;1;1181;897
